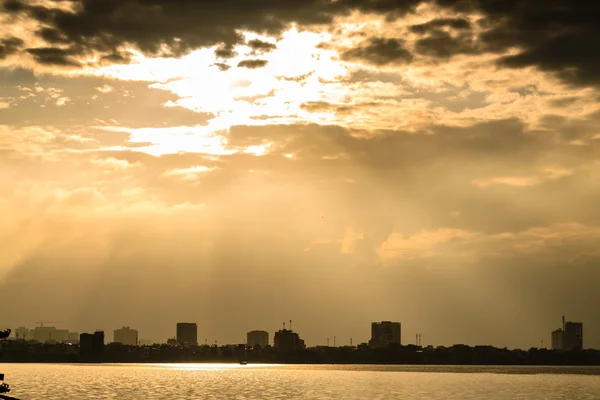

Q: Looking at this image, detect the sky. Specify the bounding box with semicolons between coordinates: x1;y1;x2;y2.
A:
1;0;599;349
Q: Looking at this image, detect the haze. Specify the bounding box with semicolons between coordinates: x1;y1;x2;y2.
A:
1;0;599;349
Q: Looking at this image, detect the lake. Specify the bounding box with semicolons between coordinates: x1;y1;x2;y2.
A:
2;364;600;399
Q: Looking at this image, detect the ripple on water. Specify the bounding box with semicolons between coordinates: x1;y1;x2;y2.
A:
3;364;600;400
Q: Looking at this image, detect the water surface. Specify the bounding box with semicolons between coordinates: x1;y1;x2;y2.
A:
3;363;600;399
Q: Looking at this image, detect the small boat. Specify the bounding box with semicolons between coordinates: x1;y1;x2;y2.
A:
240;361;248;365
0;382;20;400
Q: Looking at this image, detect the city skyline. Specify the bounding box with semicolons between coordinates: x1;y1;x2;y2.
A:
3;316;590;350
1;0;600;352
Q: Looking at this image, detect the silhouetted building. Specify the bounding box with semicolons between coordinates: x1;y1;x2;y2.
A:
274;329;305;353
80;331;105;361
564;322;583;351
247;330;269;347
551;329;564;350
114;326;138;346
551;316;583;351
176;323;198;345
369;321;401;348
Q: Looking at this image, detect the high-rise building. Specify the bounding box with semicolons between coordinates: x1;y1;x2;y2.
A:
247;330;269;347
564;322;583;351
80;331;105;361
114;326;138;346
274;329;305;353
369;321;401;348
551;329;564;350
176;323;198;345
551;317;583;351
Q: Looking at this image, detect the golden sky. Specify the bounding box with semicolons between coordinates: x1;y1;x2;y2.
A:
1;0;599;348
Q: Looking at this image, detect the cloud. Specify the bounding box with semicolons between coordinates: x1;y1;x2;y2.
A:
409;17;471;34
247;39;277;53
2;0;600;348
342;37;413;65
26;47;81;66
1;0;420;67
0;37;24;59
445;0;600;86
237;59;268;69
212;62;231;71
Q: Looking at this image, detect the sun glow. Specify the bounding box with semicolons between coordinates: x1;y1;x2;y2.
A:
93;28;352;156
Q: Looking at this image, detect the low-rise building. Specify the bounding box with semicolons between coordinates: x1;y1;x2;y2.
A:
114;326;138;346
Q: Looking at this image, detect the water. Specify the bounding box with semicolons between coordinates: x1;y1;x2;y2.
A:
3;363;600;399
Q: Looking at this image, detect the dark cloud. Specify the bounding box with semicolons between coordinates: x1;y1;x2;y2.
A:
0;37;24;59
247;39;277;52
2;0;421;66
444;1;600;86
300;101;380;115
237;59;268;69
214;43;237;59
4;0;597;86
414;30;479;58
26;47;81;66
212;62;231;71
36;27;71;44
409;17;471;34
100;51;132;64
347;1;600;86
342;38;412;65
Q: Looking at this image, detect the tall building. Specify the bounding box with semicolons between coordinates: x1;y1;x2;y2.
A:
274;329;305;353
80;331;105;361
551;329;564;350
551;316;583;351
369;321;401;348
247;330;269;347
176;322;198;345
114;326;138;346
564;322;583;351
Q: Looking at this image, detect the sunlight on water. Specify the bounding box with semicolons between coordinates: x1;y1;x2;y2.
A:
3;364;600;400
156;363;281;371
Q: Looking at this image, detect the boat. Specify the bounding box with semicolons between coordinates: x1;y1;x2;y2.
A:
240;361;248;365
0;376;19;400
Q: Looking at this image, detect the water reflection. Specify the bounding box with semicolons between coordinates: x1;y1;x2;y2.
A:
3;364;600;400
